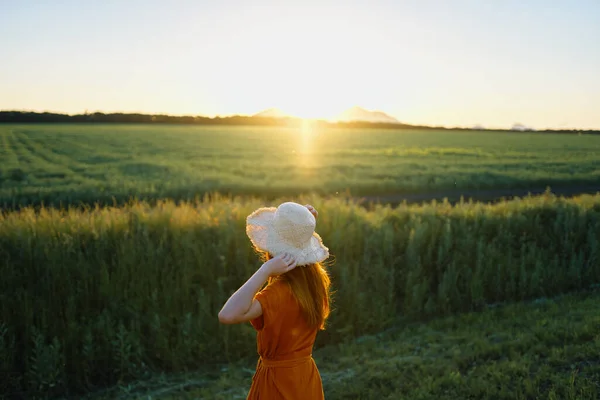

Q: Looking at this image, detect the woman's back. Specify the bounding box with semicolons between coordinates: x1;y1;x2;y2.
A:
248;279;324;399
251;279;318;359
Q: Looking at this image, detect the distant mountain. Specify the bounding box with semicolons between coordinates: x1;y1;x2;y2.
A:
511;123;535;132
336;106;400;124
253;108;291;118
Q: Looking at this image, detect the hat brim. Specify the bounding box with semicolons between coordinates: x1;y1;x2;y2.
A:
246;207;329;266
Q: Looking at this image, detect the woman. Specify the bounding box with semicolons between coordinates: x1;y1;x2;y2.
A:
218;202;332;399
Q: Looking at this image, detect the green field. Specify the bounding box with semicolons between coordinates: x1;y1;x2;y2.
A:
2;124;600;399
2;124;600;207
1;193;599;398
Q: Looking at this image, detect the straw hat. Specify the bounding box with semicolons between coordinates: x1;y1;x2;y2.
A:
246;202;329;266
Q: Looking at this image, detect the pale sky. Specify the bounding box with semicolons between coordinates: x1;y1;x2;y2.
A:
1;0;600;129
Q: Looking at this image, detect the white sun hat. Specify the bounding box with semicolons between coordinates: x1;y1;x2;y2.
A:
246;202;329;266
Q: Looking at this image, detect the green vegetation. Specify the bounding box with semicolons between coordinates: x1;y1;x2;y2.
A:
1;193;599;398
2;124;600;398
86;289;600;400
2;124;600;207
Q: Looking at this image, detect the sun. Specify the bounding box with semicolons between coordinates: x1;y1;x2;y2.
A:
256;74;353;121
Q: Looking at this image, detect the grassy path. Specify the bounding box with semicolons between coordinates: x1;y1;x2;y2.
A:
85;289;600;400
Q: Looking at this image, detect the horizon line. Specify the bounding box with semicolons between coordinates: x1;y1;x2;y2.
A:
1;108;597;131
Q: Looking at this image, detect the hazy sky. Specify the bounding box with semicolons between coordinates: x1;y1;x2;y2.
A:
2;0;600;129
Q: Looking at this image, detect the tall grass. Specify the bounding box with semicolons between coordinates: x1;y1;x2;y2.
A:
1;193;599;397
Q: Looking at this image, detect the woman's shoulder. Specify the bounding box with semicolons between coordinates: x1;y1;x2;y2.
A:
260;278;289;296
256;279;293;306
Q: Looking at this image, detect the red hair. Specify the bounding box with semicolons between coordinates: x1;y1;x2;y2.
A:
263;253;331;330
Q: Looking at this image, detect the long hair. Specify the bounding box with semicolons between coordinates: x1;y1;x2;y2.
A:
262;253;331;330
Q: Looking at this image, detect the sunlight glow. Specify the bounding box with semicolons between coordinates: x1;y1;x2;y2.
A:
296;119;317;171
299;119;314;155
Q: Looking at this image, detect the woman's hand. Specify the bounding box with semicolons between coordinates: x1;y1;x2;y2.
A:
261;253;297;277
305;204;318;219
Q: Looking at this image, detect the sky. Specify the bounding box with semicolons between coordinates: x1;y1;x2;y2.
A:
1;0;600;129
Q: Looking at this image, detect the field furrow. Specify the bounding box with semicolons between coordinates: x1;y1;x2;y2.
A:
12;129;76;171
20;129;105;180
0;128;20;167
35;130;107;160
10;129;96;186
10;128;53;168
6;127;36;168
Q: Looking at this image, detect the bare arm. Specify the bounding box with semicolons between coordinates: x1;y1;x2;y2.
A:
218;253;297;324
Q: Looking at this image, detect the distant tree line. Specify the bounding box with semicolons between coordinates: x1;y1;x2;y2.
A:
0;111;298;126
0;111;598;134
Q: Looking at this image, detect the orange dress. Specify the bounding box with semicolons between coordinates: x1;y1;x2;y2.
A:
247;280;324;399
